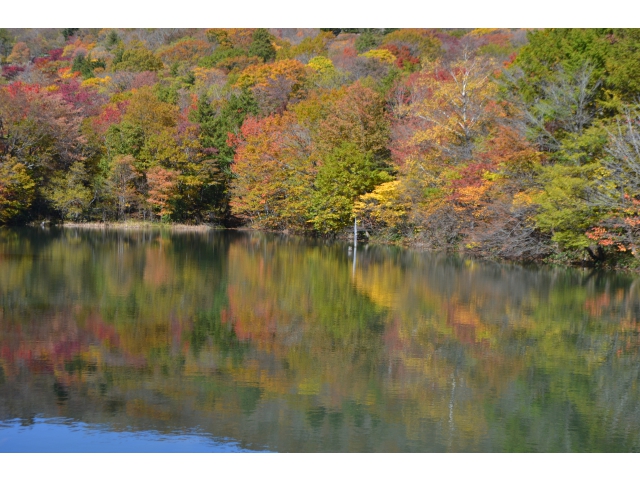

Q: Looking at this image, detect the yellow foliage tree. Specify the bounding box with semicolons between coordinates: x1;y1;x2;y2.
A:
235;59;308;91
307;56;334;74
0;157;36;224
354;180;410;231
359;49;397;65
7;42;30;64
405;56;500;165
122;86;178;140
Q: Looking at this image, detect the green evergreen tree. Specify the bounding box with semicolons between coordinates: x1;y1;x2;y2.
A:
190;90;258;220
0;28;13;58
355;32;381;53
62;28;79;41
105;30;120;49
72;53;95;79
248;28;276;62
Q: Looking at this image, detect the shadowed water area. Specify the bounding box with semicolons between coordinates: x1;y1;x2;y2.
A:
0;227;639;452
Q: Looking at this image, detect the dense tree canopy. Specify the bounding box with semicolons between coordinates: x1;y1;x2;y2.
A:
3;28;640;267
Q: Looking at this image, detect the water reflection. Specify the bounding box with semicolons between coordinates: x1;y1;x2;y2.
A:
0;227;639;452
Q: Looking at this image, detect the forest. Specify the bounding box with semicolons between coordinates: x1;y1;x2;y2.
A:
2;28;640;267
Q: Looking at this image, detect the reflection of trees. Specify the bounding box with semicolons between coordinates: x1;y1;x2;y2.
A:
352;246;640;450
1;228;640;451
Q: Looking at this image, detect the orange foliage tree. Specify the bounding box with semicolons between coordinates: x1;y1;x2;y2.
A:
147;166;178;219
230;111;314;231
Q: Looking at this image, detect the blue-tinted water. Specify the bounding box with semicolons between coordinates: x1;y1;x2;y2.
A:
0;417;263;452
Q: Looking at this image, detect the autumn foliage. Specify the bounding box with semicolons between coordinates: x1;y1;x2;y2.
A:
2;28;640;266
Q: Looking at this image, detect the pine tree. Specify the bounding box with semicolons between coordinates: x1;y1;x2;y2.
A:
248;28;276;62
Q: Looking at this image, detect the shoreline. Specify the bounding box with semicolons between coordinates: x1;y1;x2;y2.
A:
57;221;222;231
19;222;640;273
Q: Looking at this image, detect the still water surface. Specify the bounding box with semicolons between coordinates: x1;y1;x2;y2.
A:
0;227;639;452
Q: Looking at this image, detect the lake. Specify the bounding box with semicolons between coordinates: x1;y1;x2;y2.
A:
0;227;639;452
